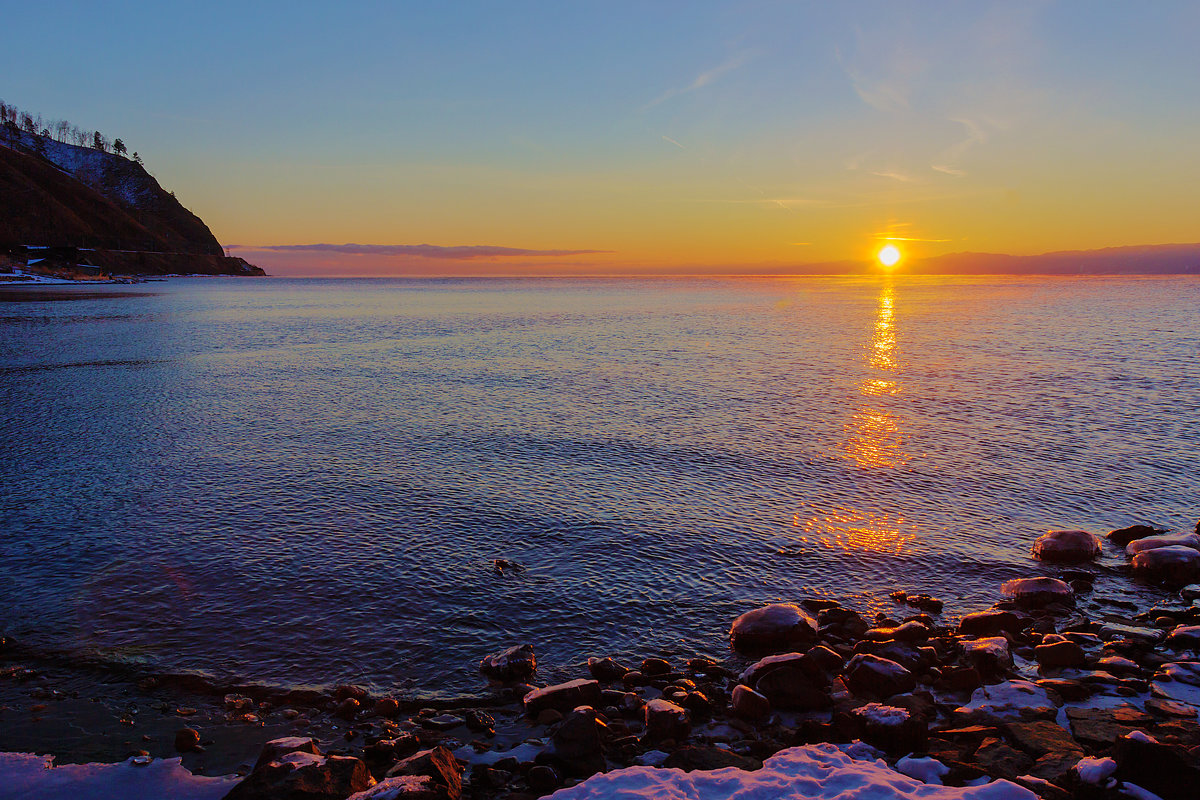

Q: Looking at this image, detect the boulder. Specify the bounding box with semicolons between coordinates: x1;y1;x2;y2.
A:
955;680;1059;724
843;654;915;699
227;751;375;800
643;698;690;742
1031;530;1101;563
754;666;830;710
1108;524;1168;546
729;603;818;653
551;707;606;776
174;728;200;753
730;684;770;722
1132;545;1200;585
586;657;629;682
480;644;536;681
1166;625;1200;650
523;679;601;717
1066;706;1155;747
850;703;928;754
1000;578;1073;608
1126;532;1200;555
1034;640;1086;669
254;737;321;770
346;776;444;800
384;746;463;798
960;637;1012;674
864;620;930;642
1113;733;1200;800
1002;720;1083;758
972;738;1034;781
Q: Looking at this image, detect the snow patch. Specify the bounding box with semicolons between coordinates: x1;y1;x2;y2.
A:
852;703;910;726
896;754;950;785
1074;756;1117;786
548;743;1037;800
0;753;239;800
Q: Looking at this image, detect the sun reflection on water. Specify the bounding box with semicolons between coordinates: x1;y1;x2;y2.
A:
792;507;917;555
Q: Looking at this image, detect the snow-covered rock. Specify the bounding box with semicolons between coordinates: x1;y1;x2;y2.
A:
956;680;1058;723
547;742;1036;800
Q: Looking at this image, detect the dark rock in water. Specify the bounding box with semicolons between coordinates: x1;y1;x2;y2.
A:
640;657;671;676
1001;578;1074;608
464;709;495;732
644;698;691;742
1032;530;1101;563
334;698;361;720
662;746;761;772
729;603;818;653
959;610;1023;637
481;644;537;681
385;746;464;799
174;728;200;752
818;607;870;638
1133;546;1200;585
739;651;827;688
905;594;945;614
960;637;1012;675
1113;733;1200;800
523;679;601;716
730;684;770;722
587;657;629;682
228;747;375;800
843;654;915;699
972;738;1034;781
375;697;401;717
1034;639;1086;668
552;707;606;776
1109;524;1169;546
1066;706;1154;747
853;640;926;672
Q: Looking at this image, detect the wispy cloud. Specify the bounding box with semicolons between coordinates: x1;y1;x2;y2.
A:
229;243;612;260
869;169;917;183
931;117;987;177
661;135;687;150
643;54;750;110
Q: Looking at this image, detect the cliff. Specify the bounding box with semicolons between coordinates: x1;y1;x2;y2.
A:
0;133;263;275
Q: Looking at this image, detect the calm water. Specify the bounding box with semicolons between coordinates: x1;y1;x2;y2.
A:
1;276;1197;697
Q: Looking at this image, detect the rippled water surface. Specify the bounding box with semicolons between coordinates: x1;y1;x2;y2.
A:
1;276;1197;696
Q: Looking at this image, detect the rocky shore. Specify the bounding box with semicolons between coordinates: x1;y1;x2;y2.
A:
3;521;1200;799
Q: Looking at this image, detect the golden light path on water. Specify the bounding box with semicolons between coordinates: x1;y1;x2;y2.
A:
794;279;917;555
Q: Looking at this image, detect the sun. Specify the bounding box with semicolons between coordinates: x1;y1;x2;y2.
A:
877;244;902;269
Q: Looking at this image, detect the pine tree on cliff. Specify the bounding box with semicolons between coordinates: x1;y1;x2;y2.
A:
113;138;127;157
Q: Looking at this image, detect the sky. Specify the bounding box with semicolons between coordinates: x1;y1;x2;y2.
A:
3;1;1199;275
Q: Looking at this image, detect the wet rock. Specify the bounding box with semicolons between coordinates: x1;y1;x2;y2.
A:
864;620;930;642
940;665;982;692
335;698;361;720
1032;530;1101;563
228;750;375;800
959;610;1023;637
523;679;601;717
1113;733;1200;800
385;746;463;799
972;738;1034;781
1034;639;1086;668
1109;524;1169;546
639;658;670;676
1166;624;1200;650
1003;720;1083;758
420;714;463;731
843;653;915;699
481;644;537;681
551;707;606;776
1098;621;1163;645
1066;706;1154;747
643;698;690;742
818;607;870;638
174;728;200;752
682;690;712;719
526;764;559;793
1134;548;1200;587
730;684;770;722
254;737;322;770
853;640;926;672
850;703;928;754
729;603;818;653
662;745;761;771
754;666;829;710
961;637;1012;674
536;709;564;725
1028;751;1082;785
1127;532;1200;555
1001;578;1074;608
464;709;494;732
375;698;400;717
586;657;629;682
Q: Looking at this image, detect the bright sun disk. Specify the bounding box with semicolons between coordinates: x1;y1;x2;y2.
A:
877;244;901;268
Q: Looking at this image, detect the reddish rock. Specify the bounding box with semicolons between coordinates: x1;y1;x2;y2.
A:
1034;640;1086;668
385;746;463;799
843;654;915;699
1003;720;1083;758
959;611;1023;637
644;698;691;742
480;644;537;681
1108;524;1168;546
730;684;770;722
227;752;375;800
730;603;818;653
1001;578;1074;608
973;738;1034;781
1066;706;1154;747
587;657;629;682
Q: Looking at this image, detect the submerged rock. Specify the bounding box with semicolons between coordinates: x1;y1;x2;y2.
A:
480;644;536;681
729;603;818;654
1031;530;1101;563
1108;524;1169;546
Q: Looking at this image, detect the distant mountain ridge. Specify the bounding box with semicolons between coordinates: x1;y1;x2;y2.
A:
914;243;1200;274
0;131;262;276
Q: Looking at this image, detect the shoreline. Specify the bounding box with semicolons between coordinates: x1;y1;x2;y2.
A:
2;525;1199;798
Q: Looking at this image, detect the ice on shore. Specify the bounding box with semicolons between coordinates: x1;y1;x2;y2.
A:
548;742;1035;800
0;753;240;800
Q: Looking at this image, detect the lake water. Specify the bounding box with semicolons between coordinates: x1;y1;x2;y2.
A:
1;275;1197;697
